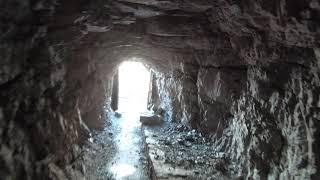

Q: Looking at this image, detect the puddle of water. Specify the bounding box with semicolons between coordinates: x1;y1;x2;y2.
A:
110;163;136;178
108;112;148;179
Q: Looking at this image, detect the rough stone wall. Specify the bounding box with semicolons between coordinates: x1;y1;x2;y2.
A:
146;0;320;179
0;0;113;179
151;63;199;127
217;63;320;179
151;51;320;180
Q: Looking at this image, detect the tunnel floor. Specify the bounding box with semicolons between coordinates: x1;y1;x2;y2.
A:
143;122;229;179
83;111;150;180
81;109;231;179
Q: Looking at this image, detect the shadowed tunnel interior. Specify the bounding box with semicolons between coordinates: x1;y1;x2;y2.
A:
0;0;320;179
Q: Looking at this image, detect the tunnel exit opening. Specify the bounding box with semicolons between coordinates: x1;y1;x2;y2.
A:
117;61;151;113
108;60;152;178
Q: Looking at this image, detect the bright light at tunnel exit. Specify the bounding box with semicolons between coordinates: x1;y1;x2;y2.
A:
118;61;151;113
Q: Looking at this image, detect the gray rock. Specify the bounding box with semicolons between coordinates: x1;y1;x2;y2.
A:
140;113;163;126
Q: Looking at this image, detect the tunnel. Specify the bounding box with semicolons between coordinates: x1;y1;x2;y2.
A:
0;0;320;179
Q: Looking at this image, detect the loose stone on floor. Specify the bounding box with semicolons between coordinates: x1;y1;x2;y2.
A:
143;123;229;180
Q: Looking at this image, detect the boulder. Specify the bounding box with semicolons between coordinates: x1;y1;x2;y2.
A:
140;112;163;126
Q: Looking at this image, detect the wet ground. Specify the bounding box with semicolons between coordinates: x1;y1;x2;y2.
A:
83;111;150;180
82;112;231;180
81;90;231;180
144;122;229;180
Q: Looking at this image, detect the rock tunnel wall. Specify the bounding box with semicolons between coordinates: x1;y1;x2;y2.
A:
151;58;320;179
0;0;320;179
0;0;113;179
150;51;320;179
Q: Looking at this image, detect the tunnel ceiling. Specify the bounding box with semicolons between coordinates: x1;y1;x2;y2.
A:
49;0;319;73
